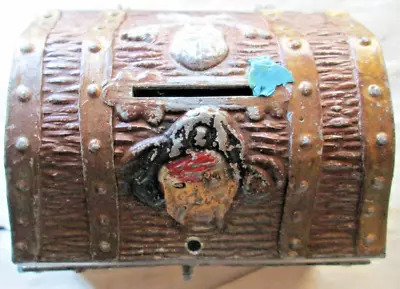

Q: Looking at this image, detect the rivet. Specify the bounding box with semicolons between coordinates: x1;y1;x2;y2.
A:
95;184;107;195
368;84;382;97
20;43;34;53
259;31;272;39
364;233;377;246
360;36;371;46
15;136;30;152
292;211;303;223
289;238;302;250
17;217;28;226
244;29;257;39
299;135;312;148
298;180;309;193
15;180;29;193
365;205;376;217
99;241;111;252
109;11;119;17
87;83;101;98
376;132;388;146
88;43;101;53
99;214;110;226
15;85;32;102
298;81;313;96
15;241;28;251
289;39;302;50
88;139;101;153
372;176;385;190
42;12;52;18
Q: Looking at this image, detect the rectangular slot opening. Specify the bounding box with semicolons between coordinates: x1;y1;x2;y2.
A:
132;86;253;97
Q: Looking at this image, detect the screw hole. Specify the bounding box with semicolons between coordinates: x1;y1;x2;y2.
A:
299;116;304;122
185;237;202;255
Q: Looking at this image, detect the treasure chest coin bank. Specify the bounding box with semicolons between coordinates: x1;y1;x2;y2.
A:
5;10;395;272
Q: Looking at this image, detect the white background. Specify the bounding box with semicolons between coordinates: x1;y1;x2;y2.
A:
0;1;399;288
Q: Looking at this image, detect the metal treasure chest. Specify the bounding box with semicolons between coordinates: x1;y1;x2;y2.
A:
5;10;395;272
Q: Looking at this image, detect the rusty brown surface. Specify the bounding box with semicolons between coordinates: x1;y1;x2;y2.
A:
116;92;290;260
79;10;126;260
4;10;394;267
5;11;60;262
39;11;100;261
276;12;365;257
327;12;395;257
263;11;323;258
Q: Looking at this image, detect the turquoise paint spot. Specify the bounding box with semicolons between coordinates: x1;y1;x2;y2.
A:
248;56;294;97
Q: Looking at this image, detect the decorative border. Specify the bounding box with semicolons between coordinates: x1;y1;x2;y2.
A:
262;11;323;257
79;10;126;260
327;12;395;256
5;11;60;262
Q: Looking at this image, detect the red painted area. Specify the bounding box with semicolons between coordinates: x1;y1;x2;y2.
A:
165;151;218;183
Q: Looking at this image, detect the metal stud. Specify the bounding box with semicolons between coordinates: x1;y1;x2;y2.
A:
289;238;302;250
88;43;101;53
42;12;53;18
364;205;376;217
372;176;385;190
376;132;389;146
368;84;382;97
289;39;302;50
20;43;34;53
360;36;371;46
15;85;32;102
299;135;312;148
95;184;107;195
88;139;101;153
87;83;101;98
298;81;312;96
17;217;28;226
292;211;303;223
298;180;309;193
259;31;272;39
15;180;29;193
99;214;110;226
364;233;377;246
109;11;119;17
98;241;111;252
15;241;28;251
15;136;29;152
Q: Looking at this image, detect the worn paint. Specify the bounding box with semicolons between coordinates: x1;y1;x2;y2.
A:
159;150;239;226
248;56;294;96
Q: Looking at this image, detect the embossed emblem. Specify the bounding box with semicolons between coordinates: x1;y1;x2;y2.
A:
170;25;229;71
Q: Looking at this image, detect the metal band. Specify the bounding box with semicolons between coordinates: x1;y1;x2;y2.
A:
79;11;126;260
327;12;395;256
5;11;60;262
262;11;323;257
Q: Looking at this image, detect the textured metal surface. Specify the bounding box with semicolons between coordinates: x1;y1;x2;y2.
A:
5;11;60;262
263;11;323;258
327;12;395;257
79;10;126;260
116;94;290;260
4;10;395;268
277;12;365;257
39;11;100;261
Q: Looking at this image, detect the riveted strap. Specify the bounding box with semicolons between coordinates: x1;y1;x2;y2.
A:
262;11;323;258
79;10;126;260
327;12;395;257
5;11;60;262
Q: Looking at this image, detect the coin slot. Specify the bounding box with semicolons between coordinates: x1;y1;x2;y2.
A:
132;86;253;97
